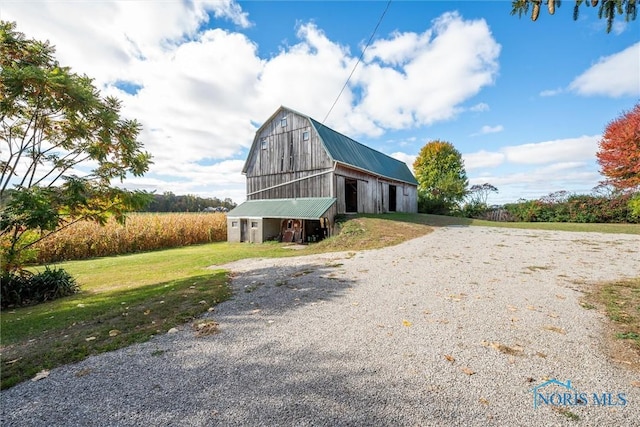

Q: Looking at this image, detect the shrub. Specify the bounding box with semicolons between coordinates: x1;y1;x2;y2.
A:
504;192;639;224
1;266;79;309
459;201;489;219
418;197;451;215
629;194;640;220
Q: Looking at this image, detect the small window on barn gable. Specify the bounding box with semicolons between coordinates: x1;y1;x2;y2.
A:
261;138;268;150
251;221;258;228
231;221;238;227
281;117;287;127
302;131;310;141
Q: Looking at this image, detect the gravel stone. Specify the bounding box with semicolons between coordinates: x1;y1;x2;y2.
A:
2;226;639;426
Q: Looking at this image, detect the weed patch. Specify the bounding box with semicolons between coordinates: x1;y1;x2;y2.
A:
582;278;640;370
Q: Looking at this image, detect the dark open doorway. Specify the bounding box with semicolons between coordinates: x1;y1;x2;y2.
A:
345;179;358;213
389;185;397;212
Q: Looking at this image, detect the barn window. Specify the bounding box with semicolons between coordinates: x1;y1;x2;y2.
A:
302;131;310;141
261;138;267;150
281;117;287;127
403;185;409;196
251;221;258;228
231;221;238;227
289;136;294;170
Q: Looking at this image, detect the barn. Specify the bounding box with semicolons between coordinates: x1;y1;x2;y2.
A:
227;106;418;243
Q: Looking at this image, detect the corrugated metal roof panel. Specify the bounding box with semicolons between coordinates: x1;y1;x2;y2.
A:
227;197;336;219
309;118;418;185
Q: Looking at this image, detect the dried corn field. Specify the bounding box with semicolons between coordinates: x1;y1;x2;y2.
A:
31;213;227;263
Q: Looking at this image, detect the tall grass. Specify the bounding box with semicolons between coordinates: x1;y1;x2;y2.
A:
32;213;227;263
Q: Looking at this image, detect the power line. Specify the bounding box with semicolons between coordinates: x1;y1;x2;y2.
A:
322;0;392;124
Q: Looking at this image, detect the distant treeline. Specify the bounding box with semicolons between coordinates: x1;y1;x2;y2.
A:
143;192;237;213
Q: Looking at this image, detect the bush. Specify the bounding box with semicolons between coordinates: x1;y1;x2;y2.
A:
459;201;489;219
418;197;452;215
628;194;640;220
504;192;639;224
1;266;79;309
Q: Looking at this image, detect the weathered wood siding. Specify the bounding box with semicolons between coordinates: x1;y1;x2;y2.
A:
245;109;333;200
334;165;417;214
399;184;418;213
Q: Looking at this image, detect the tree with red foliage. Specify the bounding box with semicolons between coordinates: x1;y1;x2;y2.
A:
596;103;640;190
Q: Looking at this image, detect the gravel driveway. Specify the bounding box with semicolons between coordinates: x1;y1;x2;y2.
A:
2;226;640;426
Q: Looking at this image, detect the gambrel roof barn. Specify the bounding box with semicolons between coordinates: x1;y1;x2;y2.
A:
227;106;417;243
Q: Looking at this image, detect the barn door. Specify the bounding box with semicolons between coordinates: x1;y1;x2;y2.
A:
389;185;397;212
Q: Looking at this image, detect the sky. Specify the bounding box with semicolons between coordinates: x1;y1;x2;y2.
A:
2;0;639;205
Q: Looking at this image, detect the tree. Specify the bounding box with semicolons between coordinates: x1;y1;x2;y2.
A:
413;140;468;214
596;102;640;190
468;183;499;206
0;21;152;272
511;0;638;33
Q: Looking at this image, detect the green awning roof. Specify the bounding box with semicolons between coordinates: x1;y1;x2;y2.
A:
227;197;336;219
309;118;418;185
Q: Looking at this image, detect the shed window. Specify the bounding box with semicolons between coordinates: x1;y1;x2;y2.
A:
231;221;238;228
251;221;258;228
302;131;310;141
403;185;409;196
261;138;268;150
281;117;287;127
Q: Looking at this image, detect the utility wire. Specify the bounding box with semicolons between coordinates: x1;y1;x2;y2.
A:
322;0;392;124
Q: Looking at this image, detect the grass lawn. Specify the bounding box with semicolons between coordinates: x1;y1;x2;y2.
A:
2;213;638;389
582;278;640;371
404;213;640;235
0;216;432;389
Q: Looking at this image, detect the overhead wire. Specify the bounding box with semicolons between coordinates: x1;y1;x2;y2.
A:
322;0;392;124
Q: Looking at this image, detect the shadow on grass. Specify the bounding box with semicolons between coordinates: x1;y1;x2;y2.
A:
0;259;484;426
1;272;230;389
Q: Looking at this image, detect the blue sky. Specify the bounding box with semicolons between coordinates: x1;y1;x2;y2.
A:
2;1;639;205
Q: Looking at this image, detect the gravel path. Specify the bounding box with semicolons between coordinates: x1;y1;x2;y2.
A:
2;226;640;426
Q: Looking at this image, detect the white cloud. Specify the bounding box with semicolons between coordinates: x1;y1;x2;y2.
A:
2;4;502;201
355;11;501;130
476;124;504;135
390;152;417;171
540;88;564;97
501;135;600;165
469;102;490;112
468;163;601;203
569;42;640;97
463;151;505;170
209;0;252;28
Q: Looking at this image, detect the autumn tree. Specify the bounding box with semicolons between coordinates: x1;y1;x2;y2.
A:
596;103;640;191
511;0;638;33
0;21;152;272
413;140;468;214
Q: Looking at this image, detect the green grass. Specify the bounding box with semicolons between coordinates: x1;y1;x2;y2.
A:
411;213;640;235
583;278;640;366
0;217;432;389
2;212;638;389
0;243;311;389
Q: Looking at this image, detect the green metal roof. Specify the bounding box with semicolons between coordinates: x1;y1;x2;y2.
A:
227;197;336;219
309;118;418;185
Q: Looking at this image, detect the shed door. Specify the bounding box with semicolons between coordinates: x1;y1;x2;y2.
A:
240;219;248;242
